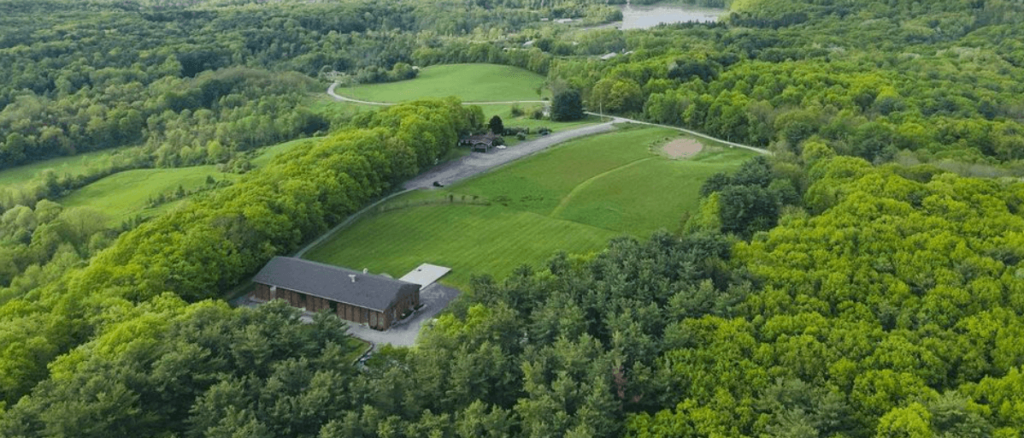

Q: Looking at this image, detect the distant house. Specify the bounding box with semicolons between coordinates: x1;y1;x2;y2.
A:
251;257;420;331
459;133;498;152
503;127;530;136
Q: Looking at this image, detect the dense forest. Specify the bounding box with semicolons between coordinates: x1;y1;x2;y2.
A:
2;0;1024;436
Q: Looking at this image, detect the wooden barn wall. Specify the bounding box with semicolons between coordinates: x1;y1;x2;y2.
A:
253;282;422;331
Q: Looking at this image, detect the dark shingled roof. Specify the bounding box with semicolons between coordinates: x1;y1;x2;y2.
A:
252;257;418;312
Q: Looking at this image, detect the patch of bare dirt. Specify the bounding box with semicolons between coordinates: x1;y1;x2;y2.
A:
662;138;703;159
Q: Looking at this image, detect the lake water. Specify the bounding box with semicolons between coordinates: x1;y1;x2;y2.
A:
620;4;727;29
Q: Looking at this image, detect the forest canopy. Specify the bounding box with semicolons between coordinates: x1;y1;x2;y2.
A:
1;0;1023;436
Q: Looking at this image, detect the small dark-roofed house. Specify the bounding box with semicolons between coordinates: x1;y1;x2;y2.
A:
251;257;420;330
458;133;498;152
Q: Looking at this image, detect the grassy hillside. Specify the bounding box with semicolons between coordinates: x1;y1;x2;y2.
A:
337;64;548;103
60;166;238;225
305;126;756;289
250;137;318;167
35;137;317;226
0;148;130;190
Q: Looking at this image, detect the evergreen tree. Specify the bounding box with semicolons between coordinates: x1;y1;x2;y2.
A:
551;89;584;121
488;115;504;135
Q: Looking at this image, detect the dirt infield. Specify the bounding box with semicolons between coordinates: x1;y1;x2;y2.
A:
662;138;704;159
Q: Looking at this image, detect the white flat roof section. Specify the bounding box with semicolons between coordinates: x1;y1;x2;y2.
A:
399;264;452;287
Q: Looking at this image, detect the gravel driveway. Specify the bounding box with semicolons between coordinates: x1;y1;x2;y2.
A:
343;283;461;347
403;122;616;189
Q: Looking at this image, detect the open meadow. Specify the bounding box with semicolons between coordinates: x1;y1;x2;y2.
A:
60;165;238;225
1;62;565;231
0;136;321;227
334;64;549;103
305;125;756;288
0;147;132;190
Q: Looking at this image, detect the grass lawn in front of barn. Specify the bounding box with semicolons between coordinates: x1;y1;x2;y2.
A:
304;125;757;290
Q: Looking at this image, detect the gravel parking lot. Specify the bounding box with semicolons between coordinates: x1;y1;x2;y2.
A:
232;282;460;347
340;283;461;347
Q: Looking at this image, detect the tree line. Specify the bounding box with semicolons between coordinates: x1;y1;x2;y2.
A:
1;0;1023;435
0;98;479;409
4;141;1022;436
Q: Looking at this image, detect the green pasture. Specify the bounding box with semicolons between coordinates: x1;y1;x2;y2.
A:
305;125;757;290
251;137;318;167
481;104;603;146
42;137;313;226
0;148;132;190
336;64;548;103
304;203;618;289
60;166;237;225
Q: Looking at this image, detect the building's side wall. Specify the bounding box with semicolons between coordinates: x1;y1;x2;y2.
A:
253;283;272;301
253;283;338;313
336;302;371;325
380;285;422;330
253;281;413;331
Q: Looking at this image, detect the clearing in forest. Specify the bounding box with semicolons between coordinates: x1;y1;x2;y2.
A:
0;147;132;191
334;64;549;103
304;126;755;289
14;137;315;227
60;165;238;225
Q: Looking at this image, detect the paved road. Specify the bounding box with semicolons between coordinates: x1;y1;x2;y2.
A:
403;122;617;189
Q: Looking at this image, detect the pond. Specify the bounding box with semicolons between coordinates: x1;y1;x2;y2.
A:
620;3;727;29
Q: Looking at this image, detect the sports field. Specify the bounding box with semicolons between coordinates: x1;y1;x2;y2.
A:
305;126;756;288
335;64;548;103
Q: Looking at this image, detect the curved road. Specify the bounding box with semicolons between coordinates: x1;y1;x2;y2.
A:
327;82;770;156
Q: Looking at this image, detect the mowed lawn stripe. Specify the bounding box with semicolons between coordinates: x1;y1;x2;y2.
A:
552;157;742;236
304;126;756;289
449;127;671;215
304;203;617;290
549;157;655;218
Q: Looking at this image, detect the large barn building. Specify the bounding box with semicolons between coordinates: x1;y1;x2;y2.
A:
251;257;420;330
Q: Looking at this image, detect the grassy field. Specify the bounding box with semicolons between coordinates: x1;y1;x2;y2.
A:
34;136;315;226
0;147;132;190
304;203;618;288
251;137;318;167
305;126;757;289
60;165;238;224
336;64;548;103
